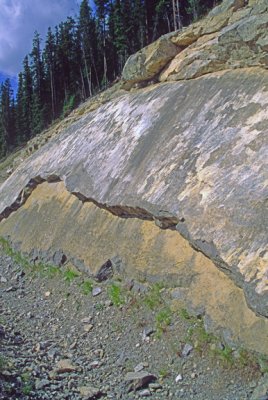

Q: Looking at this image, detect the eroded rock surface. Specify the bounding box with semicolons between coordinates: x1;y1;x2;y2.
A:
0;0;267;354
1;181;268;354
0;68;267;317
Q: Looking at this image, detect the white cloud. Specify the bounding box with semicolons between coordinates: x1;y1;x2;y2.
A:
0;0;81;76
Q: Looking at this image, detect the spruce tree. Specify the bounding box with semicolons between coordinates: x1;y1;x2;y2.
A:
79;0;100;96
0;79;15;154
30;32;45;134
22;56;33;139
43;27;57;121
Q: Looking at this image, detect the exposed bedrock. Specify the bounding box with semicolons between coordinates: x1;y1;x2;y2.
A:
0;69;267;316
0;0;267;354
1;181;268;355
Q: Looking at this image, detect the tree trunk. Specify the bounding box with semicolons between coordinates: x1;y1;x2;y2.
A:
80;66;86;101
172;0;177;30
50;67;55;120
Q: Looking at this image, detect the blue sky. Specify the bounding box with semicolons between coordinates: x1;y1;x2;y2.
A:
0;0;86;91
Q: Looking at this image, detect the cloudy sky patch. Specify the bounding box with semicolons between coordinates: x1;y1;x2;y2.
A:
0;0;81;76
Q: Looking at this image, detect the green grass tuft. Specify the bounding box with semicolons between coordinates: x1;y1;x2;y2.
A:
108;283;125;306
143;282;164;310
81;280;93;295
22;383;33;395
258;354;268;373
155;307;172;337
63;268;79;284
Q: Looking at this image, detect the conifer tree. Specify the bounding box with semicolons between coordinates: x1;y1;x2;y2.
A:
22;56;33;138
0;79;15;154
43;27;57;121
95;0;109;88
30;32;45;134
79;0;100;96
15;72;25;143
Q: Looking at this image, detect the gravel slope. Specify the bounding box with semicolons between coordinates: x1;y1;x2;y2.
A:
0;243;265;400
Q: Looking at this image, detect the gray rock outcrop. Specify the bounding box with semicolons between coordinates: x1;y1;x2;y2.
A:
0;0;267;354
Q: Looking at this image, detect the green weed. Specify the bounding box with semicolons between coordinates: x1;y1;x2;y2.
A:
80;280;93;295
0;237;61;279
143;282;164;310
0;238;30;270
63;268;79;284
155;307;172;337
214;345;234;366
179;308;191;320
22;383;33;395
108;283;125;306
40;263;61;278
258;354;268;373
95;303;105;311
159;367;170;379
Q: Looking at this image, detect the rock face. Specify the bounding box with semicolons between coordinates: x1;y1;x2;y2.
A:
122;0;268;87
0;0;267;353
122;33;179;88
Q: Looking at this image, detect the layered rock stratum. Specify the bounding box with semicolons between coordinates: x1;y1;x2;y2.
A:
0;0;267;354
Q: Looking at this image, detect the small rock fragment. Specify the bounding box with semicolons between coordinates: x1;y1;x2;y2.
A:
182;343;193;357
79;385;101;399
89;360;99;369
83;324;93;332
149;383;162;390
35;379;50;390
135;362;145;372
54;359;77;374
81;316;93;324
92;287;102;297
6;286;16;292
125;371;157;391
139;389;151;397
175;374;183;383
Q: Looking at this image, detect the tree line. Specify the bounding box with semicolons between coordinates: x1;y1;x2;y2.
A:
0;0;217;157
